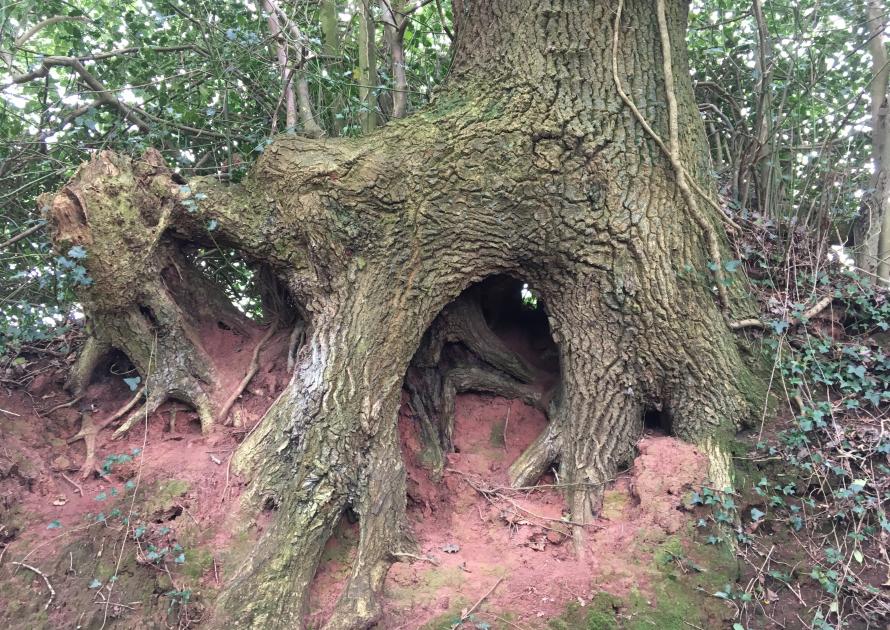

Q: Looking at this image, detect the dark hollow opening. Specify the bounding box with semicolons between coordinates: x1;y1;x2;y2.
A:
476;275;559;377
643;407;673;435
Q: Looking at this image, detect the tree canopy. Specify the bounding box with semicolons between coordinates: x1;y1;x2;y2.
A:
0;0;883;346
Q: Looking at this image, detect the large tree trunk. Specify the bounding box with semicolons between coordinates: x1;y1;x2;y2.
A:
44;1;763;628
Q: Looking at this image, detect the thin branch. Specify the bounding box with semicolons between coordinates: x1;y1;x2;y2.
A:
451;577;503;629
9;57;150;133
15;16;91;49
0;223;44;251
217;322;278;426
10;562;55;610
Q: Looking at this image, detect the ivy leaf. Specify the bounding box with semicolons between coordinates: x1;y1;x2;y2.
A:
123;376;141;391
67;245;87;259
724;259;742;272
89;579;102;589
47;519;62;529
771;320;789;334
750;507;765;522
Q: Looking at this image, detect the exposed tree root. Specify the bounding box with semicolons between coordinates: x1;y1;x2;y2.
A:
404;286;551;479
508;421;561;488
413;289;537;383
64;336;110;395
10;562;55;611
108;386;145;423
729;294;833;330
66;411;110;480
218;321;279;426
43;4;769;620
286;320;306;373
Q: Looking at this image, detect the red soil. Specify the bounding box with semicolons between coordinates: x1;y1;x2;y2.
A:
1;325;710;629
0;325;290;571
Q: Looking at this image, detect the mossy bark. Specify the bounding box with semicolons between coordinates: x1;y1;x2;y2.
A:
46;2;764;628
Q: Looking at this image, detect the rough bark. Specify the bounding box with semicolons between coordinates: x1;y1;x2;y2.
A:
356;0;378;132
46;2;765;628
853;0;890;283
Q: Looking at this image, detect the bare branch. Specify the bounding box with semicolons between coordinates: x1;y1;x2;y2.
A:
0;223;44;251
14;16;92;49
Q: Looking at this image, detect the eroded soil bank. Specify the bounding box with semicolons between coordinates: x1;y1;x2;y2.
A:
1;332;739;629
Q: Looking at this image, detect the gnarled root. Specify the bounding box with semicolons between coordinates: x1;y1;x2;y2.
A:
508;420;561;488
64;336;110;395
404;285;550;477
67;412;110;480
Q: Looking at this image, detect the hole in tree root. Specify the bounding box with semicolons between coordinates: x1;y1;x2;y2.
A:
390;274;615;624
643;406;673;436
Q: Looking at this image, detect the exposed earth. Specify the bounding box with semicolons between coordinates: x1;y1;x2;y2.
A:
0;315;741;629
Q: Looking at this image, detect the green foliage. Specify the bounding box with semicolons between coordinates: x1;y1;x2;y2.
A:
1;0;454;350
688;0;872;227
692;260;890;627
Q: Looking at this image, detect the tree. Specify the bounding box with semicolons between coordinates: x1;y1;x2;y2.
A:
853;0;890;283
42;1;763;628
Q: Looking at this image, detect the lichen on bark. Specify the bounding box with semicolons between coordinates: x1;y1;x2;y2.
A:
46;1;766;628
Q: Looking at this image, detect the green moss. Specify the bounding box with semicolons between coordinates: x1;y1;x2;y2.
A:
600;490;629;520
621;534;737;629
418;444;444;474
143;479;190;515
653;536;684;568
549;592;621;630
489;419;506;447
386;566;465;605
181;546;214;581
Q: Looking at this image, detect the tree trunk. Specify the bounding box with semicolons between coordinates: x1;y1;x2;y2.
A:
44;1;764;628
356;0;378;132
854;0;890;283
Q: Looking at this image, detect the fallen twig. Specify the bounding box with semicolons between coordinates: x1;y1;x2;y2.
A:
447;468;585;527
218;321;278;426
11;561;55;610
44;395;83;415
391;551;439;566
451;577;503;629
60;472;83;496
729;294;833;331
